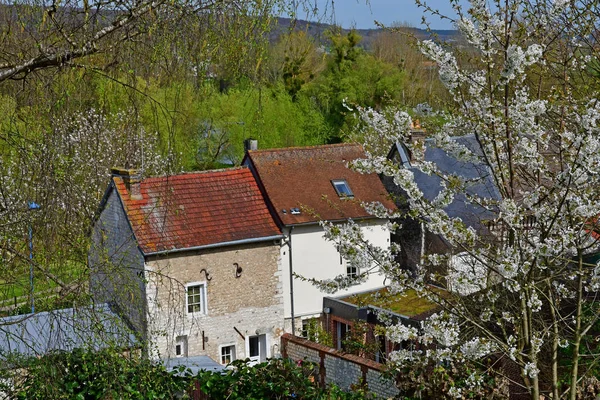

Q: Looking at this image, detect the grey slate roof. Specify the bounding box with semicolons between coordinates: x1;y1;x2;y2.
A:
0;303;137;361
392;135;501;229
164;355;225;375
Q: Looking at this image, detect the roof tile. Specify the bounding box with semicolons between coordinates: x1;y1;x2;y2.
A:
114;167;281;254
245;144;397;225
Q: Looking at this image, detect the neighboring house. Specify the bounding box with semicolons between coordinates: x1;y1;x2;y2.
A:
384;132;502;287
0;303;136;361
322;287;442;363
89;167;285;365
243;143;397;334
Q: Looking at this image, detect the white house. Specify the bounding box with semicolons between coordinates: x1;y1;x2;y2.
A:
243;143;397;334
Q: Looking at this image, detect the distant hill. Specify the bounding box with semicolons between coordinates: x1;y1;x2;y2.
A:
271;17;461;49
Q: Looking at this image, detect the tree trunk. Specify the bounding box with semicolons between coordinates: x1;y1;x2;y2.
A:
569;254;584;400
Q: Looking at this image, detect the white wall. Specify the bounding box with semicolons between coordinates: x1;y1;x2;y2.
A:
281;219;389;327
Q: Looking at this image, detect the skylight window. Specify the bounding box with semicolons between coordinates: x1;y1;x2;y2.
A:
331;179;354;198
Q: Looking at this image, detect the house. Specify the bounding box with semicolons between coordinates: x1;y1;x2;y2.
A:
384;131;502;288
242;143;397;335
322;286;442;363
89;167;285;365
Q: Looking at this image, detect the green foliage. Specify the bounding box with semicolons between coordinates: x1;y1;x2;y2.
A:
330;30;362;67
6;351;371;400
283;53;308;100
558;302;600;394
301;318;334;347
11;348;191;399
303;30;406;142
266;30;325;93
340;320;381;360
196;358;369;400
193;83;330;168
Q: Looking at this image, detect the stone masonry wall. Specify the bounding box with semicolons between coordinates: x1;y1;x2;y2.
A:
146;241;284;364
89;188;147;336
282;334;399;399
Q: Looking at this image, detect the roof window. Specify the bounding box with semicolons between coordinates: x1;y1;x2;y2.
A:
331;179;354;199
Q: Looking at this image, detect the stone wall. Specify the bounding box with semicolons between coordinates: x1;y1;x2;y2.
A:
281;334;399;399
89;186;147;336
146;241;284;364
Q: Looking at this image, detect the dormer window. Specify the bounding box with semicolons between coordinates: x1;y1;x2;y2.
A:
331;179;353;198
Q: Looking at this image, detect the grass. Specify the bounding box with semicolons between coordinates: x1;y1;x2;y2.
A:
0;259;85;314
341;287;443;318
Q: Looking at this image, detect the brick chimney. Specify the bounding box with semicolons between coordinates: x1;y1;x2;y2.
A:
244;138;258;152
111;167;143;200
409;120;427;162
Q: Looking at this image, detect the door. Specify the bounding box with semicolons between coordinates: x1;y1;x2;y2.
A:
247;334;267;364
336;321;351;350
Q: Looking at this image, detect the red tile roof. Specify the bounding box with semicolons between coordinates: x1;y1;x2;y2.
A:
113;167;282;254
244;144;397;225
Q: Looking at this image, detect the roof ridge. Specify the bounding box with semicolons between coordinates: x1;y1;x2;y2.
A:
248;143;361;154
138;166;250;182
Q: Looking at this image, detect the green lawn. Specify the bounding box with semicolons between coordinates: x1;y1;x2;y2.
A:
0;260;85;314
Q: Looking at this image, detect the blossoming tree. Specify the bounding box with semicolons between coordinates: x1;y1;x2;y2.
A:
327;0;600;398
0;109;169;311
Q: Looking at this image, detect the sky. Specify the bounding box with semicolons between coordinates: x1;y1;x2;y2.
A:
294;0;463;30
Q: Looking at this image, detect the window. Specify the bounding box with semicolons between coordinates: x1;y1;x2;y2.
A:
247;335;266;363
375;334;387;363
336;321;351;350
392;144;412;167
175;335;188;357
301;319;310;338
220;345;236;365
249;336;259;358
338;245;359;278
187;283;207;314
346;263;359;278
301;318;320;341
331;179;354;198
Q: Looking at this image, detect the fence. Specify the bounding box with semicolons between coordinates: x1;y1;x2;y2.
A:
281;333;399;398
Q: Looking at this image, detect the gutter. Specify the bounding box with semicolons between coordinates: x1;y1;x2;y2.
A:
144;235;285;257
284;215;385;228
287;226;295;335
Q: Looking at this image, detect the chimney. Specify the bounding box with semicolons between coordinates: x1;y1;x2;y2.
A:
409;120;427;162
111;167;143;200
244;138;258;152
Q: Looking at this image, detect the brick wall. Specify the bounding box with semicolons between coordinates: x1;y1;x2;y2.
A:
281;334;399;398
146;241;284;363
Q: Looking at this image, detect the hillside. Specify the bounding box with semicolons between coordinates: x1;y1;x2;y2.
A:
272;17;461;49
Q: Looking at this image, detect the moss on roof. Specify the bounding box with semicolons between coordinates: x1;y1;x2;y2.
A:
340;287;442;318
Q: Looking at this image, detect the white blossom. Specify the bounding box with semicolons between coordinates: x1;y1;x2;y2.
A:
524;362;540;379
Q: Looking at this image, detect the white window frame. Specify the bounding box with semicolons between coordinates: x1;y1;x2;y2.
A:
301;317;322;342
186;281;208;315
219;344;236;365
346;263;359;278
